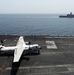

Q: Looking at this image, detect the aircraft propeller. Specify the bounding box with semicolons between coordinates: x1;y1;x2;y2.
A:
0;40;4;46
28;41;31;50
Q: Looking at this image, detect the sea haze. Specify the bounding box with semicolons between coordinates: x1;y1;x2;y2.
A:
0;14;74;35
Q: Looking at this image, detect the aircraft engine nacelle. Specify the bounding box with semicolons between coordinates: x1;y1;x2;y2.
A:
29;44;41;54
25;42;31;44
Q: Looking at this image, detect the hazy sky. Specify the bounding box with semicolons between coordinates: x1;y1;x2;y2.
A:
0;0;74;14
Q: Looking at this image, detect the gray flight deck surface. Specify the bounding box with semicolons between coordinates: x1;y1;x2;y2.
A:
0;35;74;75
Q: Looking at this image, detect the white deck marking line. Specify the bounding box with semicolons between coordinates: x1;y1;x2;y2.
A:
46;41;57;49
0;64;74;73
59;44;74;46
45;36;74;39
5;64;74;71
5;65;67;70
41;52;74;55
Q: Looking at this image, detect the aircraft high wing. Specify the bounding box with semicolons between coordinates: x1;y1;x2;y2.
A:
0;36;41;63
13;36;25;62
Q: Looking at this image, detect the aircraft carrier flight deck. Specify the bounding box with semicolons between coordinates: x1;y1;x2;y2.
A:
0;35;74;75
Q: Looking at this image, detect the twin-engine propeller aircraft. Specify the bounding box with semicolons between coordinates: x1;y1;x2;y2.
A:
0;36;41;63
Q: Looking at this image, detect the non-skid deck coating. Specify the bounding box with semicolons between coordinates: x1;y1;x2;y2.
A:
0;35;74;75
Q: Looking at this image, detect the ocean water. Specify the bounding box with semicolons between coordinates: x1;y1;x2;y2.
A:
0;14;74;35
